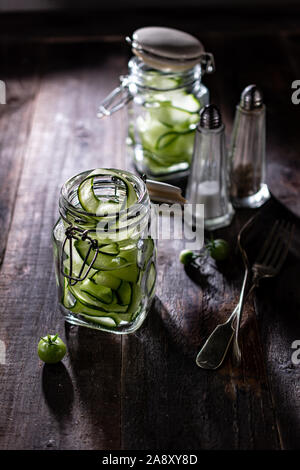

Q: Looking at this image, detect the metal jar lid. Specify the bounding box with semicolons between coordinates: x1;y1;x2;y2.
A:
126;26;215;73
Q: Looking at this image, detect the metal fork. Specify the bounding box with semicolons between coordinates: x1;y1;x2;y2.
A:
196;218;294;369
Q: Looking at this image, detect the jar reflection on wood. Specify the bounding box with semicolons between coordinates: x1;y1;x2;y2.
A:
52;169;156;334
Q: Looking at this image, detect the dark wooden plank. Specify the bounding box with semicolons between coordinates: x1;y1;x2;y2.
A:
120;33;300;450
121;217;281;449
0;44;40;266
0;43;128;450
254;201;300;449
201;33;300;449
0;36;299;451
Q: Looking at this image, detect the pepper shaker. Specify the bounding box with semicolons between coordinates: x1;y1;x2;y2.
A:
186;104;234;230
229;84;270;208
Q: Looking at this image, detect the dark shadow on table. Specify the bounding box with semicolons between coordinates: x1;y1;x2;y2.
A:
125;295;280;449
42;362;74;424
65;322;121;449
254;244;300;448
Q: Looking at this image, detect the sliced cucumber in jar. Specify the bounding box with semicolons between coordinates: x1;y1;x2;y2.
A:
146;262;156;296
137;237;155;270
69;285;129;313
60;169;156;329
116;281;132;306
81;315;117;328
78;168;137;215
91;271;122;290
75;239;130;271
80;279;113;304
109;264;139;283
135;77;202;173
99;243;119;255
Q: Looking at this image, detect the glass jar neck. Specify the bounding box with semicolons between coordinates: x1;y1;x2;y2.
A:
127;56;202;91
59;169;150;241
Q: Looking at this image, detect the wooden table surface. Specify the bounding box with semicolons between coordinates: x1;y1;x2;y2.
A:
0;32;300;450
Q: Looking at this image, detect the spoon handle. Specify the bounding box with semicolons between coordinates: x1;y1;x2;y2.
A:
195;306;237;369
195;280;256;370
232;269;249;365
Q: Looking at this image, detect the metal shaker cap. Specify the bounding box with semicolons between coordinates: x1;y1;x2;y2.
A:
240;84;263;110
199;104;222;129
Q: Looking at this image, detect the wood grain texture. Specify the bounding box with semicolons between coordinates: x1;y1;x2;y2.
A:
0;43;128;450
0;45;41;266
0;36;299;450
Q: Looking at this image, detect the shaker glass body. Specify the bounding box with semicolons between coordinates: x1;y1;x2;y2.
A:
186;124;234;230
229;105;270;208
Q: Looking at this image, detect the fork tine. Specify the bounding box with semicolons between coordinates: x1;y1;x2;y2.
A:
261;220;286;267
271;222;294;272
255;220;280;264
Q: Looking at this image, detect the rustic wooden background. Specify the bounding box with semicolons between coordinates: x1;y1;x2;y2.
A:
0;21;300;449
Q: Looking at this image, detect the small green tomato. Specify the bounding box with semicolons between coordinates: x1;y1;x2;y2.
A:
179;249;195;266
206;239;230;261
38;334;66;364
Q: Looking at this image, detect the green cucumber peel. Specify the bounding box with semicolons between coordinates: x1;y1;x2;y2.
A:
78;169;138;217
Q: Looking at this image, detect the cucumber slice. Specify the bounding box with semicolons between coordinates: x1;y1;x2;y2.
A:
149;102;199;130
164;90;201;113
78;176;120;215
81;315;117;327
155;128;194;151
70;300;133;326
69;284;129;313
69;299;128;318
138;237;155;269
81;312;132;326
119;246;138;264
63;238;97;279
116;281;132;306
144;74;178;90
75;239;129;271
78;169;137;215
62;278;76;309
137;87;201;174
146;262;156;296
80;279;113;304
91;271;122;290
126;283;142;315
99;243;119;255
109;264;139;283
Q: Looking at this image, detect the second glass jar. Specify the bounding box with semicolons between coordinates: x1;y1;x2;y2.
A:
126;58;209;179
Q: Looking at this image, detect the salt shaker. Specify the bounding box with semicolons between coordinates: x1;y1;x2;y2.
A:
186;104;234;230
229;84;270;208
